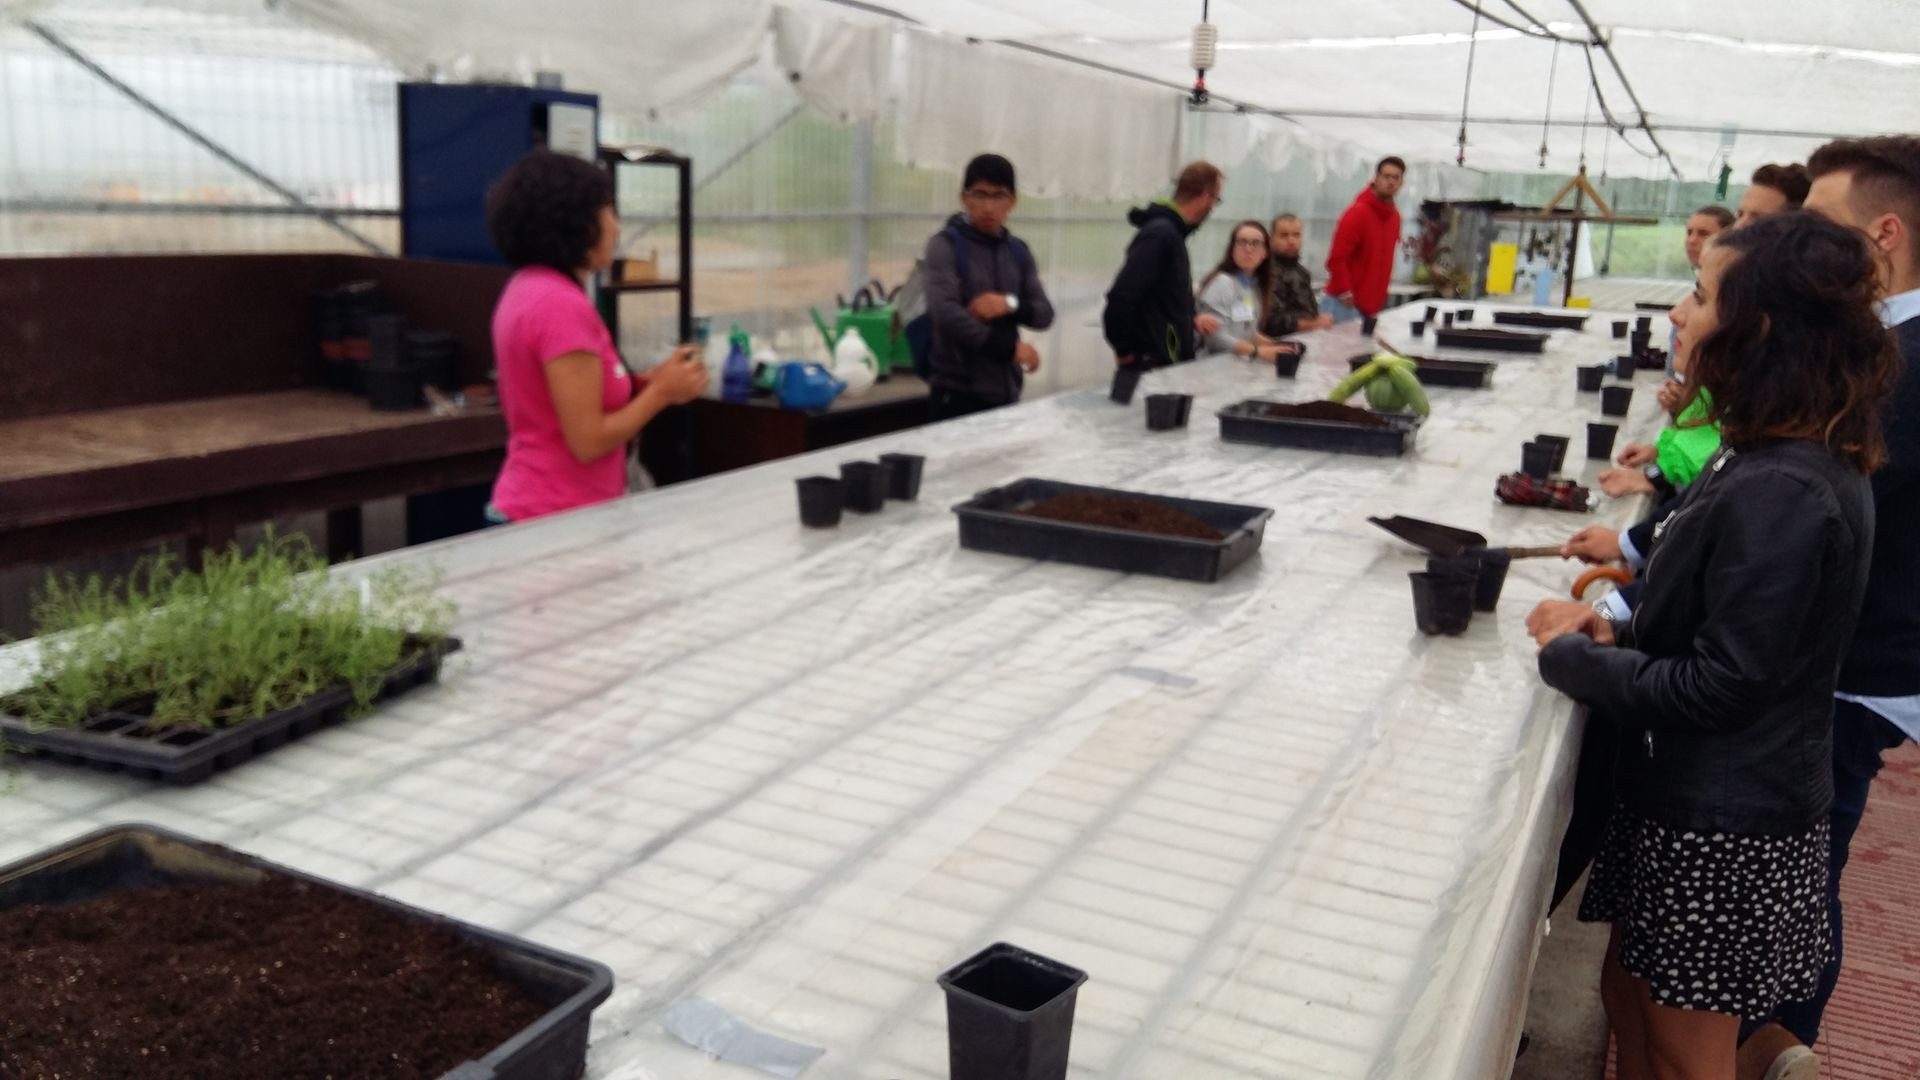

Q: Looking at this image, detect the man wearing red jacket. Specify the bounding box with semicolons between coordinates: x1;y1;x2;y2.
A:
1324;156;1405;324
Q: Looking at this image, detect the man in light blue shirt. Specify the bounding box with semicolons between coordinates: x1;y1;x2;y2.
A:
1740;136;1920;1080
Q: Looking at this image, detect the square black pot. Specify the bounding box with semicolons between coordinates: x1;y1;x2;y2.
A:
839;462;888;512
939;943;1087;1080
878;453;925;500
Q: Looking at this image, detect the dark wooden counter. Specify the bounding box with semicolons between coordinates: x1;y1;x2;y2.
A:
0;390;505;567
645;375;932;483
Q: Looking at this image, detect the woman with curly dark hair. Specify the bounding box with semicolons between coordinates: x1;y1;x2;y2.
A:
483;149;706;523
1529;211;1900;1080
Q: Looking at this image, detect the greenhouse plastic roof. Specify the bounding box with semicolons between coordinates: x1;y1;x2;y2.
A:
0;303;1672;1078
819;0;1920;177
5;0;1909;186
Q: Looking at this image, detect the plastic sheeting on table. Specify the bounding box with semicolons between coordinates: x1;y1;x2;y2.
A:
0;304;1668;1079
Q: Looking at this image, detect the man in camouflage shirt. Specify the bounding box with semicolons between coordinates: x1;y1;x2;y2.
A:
1263;213;1334;338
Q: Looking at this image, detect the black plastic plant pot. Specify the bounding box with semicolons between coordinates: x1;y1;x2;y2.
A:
878;453;925;500
326;360;358;393
1601;386;1634;417
1470;549;1512;612
1588;422;1621;460
1613;354;1638;380
1409;571;1475;636
1577;365;1606;392
1636;315;1654;333
938;942;1087;1080
1273;349;1302;379
407;330;459;392
1110;366;1142;405
1410;320;1427;339
0;825;613;1080
1457;307;1475;322
1427;552;1503;613
1361;315;1378;336
1442;312;1456;329
1521;440;1556;480
1145;394;1191;431
1426;555;1481;582
1535;434;1571;472
796;476;846;526
839;462;887;513
368;313;408;369
366;365;423;411
1613;320;1630;339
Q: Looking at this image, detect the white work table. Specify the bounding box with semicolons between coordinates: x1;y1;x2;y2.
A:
0;302;1670;1079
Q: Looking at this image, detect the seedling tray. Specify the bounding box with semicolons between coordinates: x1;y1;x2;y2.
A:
952;478;1272;583
1492;310;1589;331
1346;353;1494;389
0;637;460;785
1431;326;1549;353
1217;399;1422;457
0;824;613;1080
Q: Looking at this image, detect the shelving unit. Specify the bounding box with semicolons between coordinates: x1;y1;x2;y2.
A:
598;145;693;345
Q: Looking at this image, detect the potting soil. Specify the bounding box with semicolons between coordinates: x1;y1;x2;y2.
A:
1015;494;1225;541
1261;401;1389;428
0;876;548;1079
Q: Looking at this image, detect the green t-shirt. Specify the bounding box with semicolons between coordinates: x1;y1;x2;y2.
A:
1655;388;1721;488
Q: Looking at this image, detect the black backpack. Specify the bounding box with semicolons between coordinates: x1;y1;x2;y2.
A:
899;225;1034;381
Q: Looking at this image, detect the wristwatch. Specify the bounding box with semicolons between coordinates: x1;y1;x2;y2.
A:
1004;293;1019;313
1641;463;1664;482
1591;598;1621;635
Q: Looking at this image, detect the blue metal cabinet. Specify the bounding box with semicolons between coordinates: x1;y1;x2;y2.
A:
398;83;599;263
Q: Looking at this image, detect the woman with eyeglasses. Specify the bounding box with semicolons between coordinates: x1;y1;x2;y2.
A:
1195;220;1300;362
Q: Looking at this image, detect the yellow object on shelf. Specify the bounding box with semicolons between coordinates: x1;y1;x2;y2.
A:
1486;243;1519;295
1568;297;1592;309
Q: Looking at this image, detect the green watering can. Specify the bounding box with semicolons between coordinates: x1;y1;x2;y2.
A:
813;281;912;374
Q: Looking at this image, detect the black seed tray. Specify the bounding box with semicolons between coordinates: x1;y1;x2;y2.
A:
1432;326;1549;353
0;637;461;785
952;478;1272;583
0;824;612;1080
1217;399;1422;457
1346;353;1494;389
1492;310;1589;331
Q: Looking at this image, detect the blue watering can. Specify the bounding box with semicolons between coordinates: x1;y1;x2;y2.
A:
774;361;847;411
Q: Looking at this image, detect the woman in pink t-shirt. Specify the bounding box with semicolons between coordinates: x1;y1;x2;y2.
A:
484;150;707;523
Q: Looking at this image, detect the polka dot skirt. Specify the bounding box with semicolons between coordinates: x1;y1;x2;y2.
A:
1578;804;1831;1020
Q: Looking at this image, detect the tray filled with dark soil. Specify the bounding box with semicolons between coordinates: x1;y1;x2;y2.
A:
1431;326;1549;354
952;478;1272;582
1217;399;1422;457
1345;353;1494;389
0;824;613;1080
0;636;460;786
1491;310;1589;331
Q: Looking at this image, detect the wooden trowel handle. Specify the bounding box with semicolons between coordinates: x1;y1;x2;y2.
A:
1501;545;1565;559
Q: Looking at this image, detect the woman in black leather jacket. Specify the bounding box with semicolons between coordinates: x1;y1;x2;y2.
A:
1531;212;1900;1080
